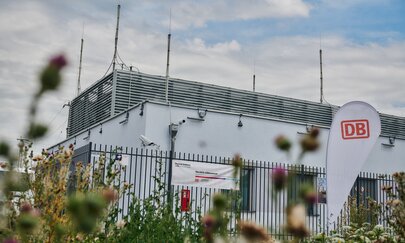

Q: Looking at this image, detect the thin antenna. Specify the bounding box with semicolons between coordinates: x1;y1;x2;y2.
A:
112;4;121;71
253;59;256;92
319;48;324;103
77;33;84;96
165;9;172;103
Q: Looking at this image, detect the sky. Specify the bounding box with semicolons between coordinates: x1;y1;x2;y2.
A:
0;0;404;151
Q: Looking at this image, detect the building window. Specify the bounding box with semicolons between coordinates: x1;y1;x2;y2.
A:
240;168;255;212
287;172;317;216
221;168;255;212
350;177;377;202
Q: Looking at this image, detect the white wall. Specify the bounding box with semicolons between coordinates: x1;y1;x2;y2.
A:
48;101;405;174
48;104;146;151
143;102;405;174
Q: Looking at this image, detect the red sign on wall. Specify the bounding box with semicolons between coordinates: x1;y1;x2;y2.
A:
341;119;370;139
180;189;190;212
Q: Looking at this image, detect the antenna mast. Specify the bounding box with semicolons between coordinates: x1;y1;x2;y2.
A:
112;4;121;71
77;37;84;96
253;60;256;92
165;9;172;103
319;49;323;103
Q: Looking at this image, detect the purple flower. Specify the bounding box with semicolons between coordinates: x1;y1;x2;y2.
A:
50;54;67;70
272;167;287;191
3;238;19;243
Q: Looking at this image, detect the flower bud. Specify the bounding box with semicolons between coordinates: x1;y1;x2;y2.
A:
102;187;119;203
50;55;68;70
275;135;292;151
231;154;243;169
309;127;320;138
300;136;319;152
213;193;227;210
28;123;48;139
272;167;287;191
0;141;10;156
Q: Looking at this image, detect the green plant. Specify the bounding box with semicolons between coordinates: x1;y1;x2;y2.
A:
116;153;203;242
305;223;397;243
384;172;405;241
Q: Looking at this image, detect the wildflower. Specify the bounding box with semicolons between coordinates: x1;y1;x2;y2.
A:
213;193;227;210
309;127;320;138
0;141;10;156
17;213;38;233
275;135;291;151
0;161;7;169
116;220;126;229
3;238;19;243
32;154;42;161
64;149;73;159
231;154;243;169
102;187;119;203
20;202;32;213
299;183;317;205
300;135;319;152
40;54;67;92
239;221;271;242
50;54;68;70
286;204;310;238
202;214;216;228
272;167;287;191
123;182;131;190
391;199;400;206
201;215;216;242
382;185;393;192
28;123;48;139
75;233;84;241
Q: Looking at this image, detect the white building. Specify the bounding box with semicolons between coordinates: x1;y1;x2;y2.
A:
49;69;405;174
47;69;404;234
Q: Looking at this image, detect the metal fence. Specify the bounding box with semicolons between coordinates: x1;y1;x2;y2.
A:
75;143;396;240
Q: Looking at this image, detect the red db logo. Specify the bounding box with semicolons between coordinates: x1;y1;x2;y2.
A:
341;119;370;139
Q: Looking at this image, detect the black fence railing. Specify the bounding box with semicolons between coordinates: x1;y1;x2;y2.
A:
74;143;396;240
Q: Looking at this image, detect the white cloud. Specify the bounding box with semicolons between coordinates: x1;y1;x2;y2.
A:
165;0;312;29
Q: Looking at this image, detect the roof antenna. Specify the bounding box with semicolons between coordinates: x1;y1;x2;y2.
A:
112;4;121;71
165;8;172;103
77;24;84;96
253;59;256;92
319;34;324;104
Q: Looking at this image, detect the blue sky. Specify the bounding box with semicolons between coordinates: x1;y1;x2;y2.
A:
0;0;404;150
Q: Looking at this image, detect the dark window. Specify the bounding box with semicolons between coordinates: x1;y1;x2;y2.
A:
221;168;255;212
288;172;317;216
350;177;377;202
240;168;255;211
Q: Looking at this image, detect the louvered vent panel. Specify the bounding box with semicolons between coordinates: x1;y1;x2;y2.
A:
68;73;113;136
68;70;405;139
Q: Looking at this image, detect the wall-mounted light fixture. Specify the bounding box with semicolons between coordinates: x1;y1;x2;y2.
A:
119;112;129;124
238;114;243;127
73;136;77;145
297;124;314;135
139;103;144;116
382;136;395;147
198;109;207;119
187;109;207;121
99;124;103;134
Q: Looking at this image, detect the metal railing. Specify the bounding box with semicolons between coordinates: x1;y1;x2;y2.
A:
73;143;396;239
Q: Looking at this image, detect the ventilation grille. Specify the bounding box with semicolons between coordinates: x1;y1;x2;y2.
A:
68;70;405;139
115;70;335;126
68;73;113;136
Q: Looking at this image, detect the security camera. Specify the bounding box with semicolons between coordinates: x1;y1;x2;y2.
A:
139;135;155;146
179;119;186;125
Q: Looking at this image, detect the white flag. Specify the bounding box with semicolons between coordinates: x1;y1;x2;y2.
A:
326;101;381;225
